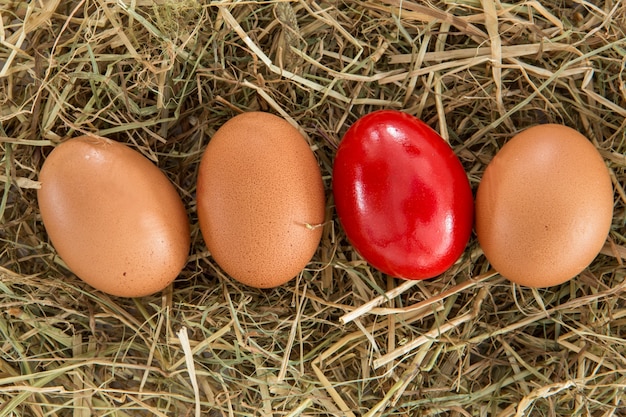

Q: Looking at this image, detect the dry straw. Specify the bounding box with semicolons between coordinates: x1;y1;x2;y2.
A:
1;0;626;416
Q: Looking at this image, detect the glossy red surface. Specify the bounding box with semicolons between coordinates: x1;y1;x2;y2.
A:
332;110;474;279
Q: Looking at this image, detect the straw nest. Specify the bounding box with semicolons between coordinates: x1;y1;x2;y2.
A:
1;1;625;416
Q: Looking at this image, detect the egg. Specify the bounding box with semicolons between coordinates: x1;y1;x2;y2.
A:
475;124;613;287
197;112;325;288
37;135;190;297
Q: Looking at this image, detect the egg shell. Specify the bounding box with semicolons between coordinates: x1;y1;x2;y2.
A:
196;112;325;289
475;124;613;287
37;136;190;297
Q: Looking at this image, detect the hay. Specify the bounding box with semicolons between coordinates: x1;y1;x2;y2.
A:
1;0;625;416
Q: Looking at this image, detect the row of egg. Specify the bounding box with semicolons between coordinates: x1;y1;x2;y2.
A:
37;111;614;297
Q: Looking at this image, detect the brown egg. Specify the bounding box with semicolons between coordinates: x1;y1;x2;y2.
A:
197;112;325;288
37;136;190;297
475;124;613;287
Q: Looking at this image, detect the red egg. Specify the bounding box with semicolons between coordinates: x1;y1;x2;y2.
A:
332;110;474;279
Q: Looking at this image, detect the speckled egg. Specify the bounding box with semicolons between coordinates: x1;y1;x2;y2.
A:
475;124;613;287
37;135;190;297
197;112;326;288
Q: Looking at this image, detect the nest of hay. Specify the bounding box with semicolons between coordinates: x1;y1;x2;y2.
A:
1;1;625;416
